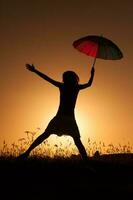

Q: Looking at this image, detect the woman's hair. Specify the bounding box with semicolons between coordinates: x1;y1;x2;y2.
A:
63;71;79;84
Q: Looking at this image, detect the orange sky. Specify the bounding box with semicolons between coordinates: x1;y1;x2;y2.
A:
1;0;133;150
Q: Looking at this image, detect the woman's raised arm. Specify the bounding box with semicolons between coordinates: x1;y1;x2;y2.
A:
26;64;62;87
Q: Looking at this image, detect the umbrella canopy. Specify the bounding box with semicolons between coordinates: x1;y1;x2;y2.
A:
73;35;123;60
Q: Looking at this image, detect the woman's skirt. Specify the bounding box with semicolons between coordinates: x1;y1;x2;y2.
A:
45;114;80;138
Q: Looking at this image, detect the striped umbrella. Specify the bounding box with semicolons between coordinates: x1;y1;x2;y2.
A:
73;35;123;67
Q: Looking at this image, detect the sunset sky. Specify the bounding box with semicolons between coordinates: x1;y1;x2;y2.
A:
1;0;133;151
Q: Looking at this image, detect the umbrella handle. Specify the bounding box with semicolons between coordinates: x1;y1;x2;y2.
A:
92;57;97;68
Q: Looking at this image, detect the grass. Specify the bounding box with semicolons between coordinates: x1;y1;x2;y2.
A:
0;129;133;199
0;153;133;199
0;128;132;158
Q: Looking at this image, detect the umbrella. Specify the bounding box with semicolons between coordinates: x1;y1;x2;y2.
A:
73;35;123;67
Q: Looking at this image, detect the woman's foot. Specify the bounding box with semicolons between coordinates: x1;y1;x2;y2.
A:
16;152;29;160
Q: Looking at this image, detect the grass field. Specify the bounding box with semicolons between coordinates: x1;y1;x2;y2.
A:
0;153;133;199
0;133;133;199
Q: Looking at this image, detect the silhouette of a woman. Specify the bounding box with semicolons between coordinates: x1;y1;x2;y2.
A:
19;64;95;160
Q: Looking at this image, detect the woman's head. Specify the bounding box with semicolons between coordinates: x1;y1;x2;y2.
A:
63;71;79;85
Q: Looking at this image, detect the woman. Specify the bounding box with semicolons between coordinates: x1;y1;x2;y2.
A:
18;63;95;160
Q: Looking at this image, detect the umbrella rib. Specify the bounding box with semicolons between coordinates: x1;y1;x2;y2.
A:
109;45;117;60
86;42;98;57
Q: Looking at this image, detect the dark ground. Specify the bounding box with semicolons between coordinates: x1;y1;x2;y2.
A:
0;153;133;199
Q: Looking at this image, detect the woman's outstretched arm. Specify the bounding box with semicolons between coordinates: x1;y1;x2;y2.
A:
79;66;95;90
26;64;62;87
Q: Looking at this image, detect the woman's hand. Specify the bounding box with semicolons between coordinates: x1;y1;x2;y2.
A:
26;64;36;72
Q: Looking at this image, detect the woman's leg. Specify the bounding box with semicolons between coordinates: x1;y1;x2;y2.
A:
73;136;88;160
18;131;50;158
